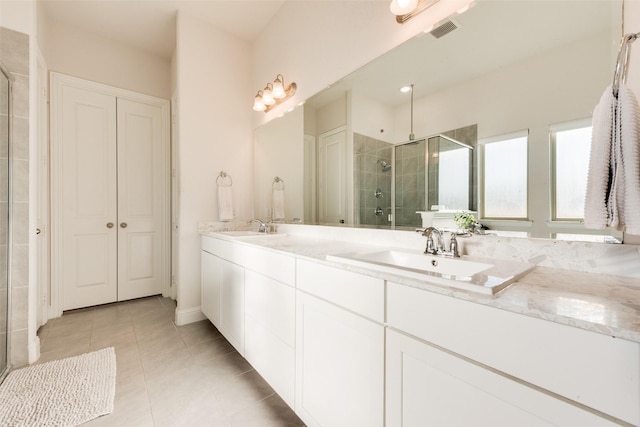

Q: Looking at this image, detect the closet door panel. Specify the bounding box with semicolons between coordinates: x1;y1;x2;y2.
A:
60;86;118;310
116;98;168;300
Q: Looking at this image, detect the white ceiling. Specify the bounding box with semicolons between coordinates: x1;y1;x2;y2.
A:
38;0;288;60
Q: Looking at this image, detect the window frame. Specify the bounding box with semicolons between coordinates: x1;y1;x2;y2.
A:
549;118;592;222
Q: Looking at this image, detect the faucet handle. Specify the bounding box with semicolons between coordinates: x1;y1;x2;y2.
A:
449;232;460;258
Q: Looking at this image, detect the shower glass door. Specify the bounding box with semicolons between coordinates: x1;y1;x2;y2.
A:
0;63;12;380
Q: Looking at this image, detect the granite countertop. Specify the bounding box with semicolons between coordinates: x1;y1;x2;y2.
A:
201;230;640;344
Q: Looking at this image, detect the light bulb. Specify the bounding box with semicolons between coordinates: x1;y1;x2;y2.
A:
272;75;286;99
389;0;418;15
253;92;266;112
262;85;275;106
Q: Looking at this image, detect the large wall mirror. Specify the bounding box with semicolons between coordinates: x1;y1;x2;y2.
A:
254;0;623;241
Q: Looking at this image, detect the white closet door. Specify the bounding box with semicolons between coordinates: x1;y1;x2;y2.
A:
61;86;118;310
116;98;167;300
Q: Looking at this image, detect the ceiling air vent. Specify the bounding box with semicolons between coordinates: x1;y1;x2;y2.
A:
429;19;459;39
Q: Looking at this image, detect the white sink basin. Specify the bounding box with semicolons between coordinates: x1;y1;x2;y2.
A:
326;248;534;295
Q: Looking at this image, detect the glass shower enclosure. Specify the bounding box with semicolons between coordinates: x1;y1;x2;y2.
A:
0;62;13;381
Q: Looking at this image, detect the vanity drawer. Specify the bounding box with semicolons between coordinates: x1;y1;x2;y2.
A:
296;259;384;322
202;235;233;258
387;282;640;425
241;245;295;287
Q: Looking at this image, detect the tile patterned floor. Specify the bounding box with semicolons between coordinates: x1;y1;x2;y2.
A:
36;296;304;427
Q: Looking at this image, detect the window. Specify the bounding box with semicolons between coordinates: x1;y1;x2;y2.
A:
481;131;528;219
551;120;591;221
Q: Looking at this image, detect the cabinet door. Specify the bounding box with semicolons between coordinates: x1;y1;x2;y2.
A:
219;259;245;354
295;291;384;427
386;329;619;427
201;250;221;326
245;270;295;407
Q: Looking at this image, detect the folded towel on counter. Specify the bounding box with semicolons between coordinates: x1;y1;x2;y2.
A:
584;83;640;234
217;185;234;221
272;188;285;220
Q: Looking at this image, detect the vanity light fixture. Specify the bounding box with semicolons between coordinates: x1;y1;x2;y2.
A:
391;0;439;24
253;74;297;113
252;91;266;112
262;83;276;106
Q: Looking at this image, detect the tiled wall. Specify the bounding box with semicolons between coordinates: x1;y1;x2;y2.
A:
354;133;393;227
1;27;30;367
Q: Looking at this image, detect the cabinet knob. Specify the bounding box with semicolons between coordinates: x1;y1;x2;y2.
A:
106;222;114;229
120;222;128;228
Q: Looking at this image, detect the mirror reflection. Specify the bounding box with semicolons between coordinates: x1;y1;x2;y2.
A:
254;0;623;241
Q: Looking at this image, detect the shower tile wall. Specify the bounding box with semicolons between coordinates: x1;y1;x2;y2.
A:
354;133;392;227
1;27;30;367
395;141;425;228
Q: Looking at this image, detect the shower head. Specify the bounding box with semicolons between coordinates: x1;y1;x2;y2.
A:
377;159;392;172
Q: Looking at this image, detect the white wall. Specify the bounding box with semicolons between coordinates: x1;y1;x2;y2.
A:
174;11;253;323
37;17;171;99
624;0;640;243
352;91;396;143
251;0;475;126
254;108;304;222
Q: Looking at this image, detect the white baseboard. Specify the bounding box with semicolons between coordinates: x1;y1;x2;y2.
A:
28;335;41;364
175;306;206;326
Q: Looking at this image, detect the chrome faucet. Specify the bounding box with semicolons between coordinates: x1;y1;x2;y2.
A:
250;218;269;233
421;227;460;258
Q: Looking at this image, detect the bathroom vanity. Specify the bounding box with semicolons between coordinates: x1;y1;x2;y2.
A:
200;225;640;427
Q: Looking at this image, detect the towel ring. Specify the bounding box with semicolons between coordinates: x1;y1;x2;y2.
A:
216;171;233;187
272;176;285;190
612;32;639;97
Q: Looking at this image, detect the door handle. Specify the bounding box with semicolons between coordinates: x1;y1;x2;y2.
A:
120;222;128;228
106;222;114;228
36;228;41;235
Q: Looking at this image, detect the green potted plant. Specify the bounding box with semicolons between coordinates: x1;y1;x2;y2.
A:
453;212;480;233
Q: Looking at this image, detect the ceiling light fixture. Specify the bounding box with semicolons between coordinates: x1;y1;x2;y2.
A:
253;74;297;113
391;0;439;24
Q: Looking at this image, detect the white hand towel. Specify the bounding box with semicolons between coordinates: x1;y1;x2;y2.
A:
272;188;285;220
584;85;615;229
584;83;640;234
217;185;234;222
615;83;640;234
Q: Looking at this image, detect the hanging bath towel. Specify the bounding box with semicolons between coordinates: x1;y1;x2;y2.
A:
272;188;285;221
613;83;640;234
584;83;640;233
584;85;615;229
218;185;234;221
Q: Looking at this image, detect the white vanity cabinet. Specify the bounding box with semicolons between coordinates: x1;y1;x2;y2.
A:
244;264;296;408
200;250;221;325
295;260;385;427
201;237;245;353
387;281;639;426
201;234;296;407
